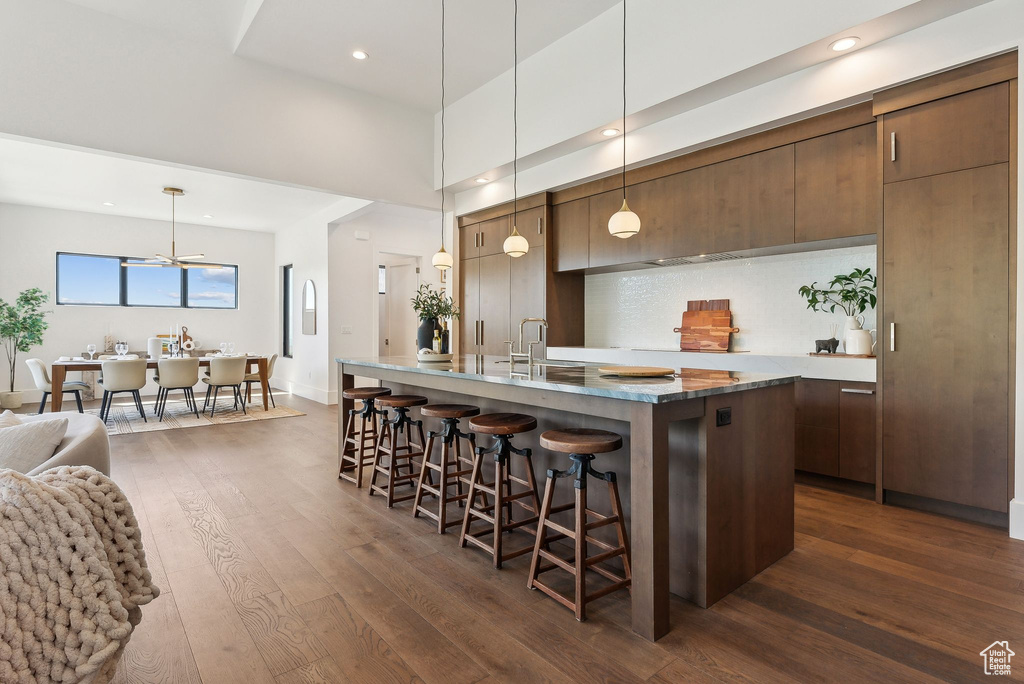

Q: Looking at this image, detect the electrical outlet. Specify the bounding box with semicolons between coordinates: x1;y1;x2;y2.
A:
341;326;353;334
716;407;732;427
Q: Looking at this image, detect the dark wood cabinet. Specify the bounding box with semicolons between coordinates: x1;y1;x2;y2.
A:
477;253;510;356
460;223;479;260
459;257;480;356
795;379;876;483
882;82;1010;184
795;124;879;242
839;382;876;484
477;215;510;258
552;198;589;272
633;166;714;262
882;163;1009;512
512;205;546;249
589;188;643;268
510;246;546;357
710;145;795;253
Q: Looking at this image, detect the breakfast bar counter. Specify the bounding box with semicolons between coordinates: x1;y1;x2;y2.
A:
337;355;798;641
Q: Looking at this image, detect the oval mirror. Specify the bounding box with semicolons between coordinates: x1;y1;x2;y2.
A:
301;280;316;335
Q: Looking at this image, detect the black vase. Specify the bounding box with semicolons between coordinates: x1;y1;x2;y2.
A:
416;317;438;351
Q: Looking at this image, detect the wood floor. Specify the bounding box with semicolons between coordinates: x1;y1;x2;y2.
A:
95;394;1024;683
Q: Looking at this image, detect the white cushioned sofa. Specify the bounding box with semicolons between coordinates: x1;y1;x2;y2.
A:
18;413;111;476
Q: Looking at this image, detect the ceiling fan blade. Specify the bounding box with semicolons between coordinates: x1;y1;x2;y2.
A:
152;254;173;263
175;254;205;261
122;261;164;268
181;263;223;269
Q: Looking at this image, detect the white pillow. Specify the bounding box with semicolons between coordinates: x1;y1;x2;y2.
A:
0;410;21;429
0;418;69;474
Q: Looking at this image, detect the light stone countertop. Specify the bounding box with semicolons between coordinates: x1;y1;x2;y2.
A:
336;355;798;404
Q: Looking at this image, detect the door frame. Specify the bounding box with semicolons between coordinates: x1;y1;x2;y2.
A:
373;247;422;360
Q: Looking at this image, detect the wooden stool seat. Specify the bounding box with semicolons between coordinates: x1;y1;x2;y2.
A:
528;430;631;621
421;404;480;419
540;428;622;454
377;394;429;408
469;412;537;435
339;387;391;487
343;386;392;401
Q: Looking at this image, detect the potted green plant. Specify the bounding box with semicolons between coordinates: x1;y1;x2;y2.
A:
798;268;877;355
0;288;50;409
411;284;460;351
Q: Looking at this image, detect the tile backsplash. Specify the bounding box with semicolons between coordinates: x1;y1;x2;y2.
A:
584;245;878;354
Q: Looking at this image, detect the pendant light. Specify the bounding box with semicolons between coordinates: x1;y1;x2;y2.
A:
503;0;529;258
431;0;454;271
608;0;640;239
123;188;222;269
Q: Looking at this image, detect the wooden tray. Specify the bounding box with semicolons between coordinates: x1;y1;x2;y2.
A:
807;353;877;359
598;365;676;378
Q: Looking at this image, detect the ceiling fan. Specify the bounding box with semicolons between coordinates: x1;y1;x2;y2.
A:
123;187;222;269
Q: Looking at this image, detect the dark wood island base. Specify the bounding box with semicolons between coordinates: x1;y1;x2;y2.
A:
338;357;796;641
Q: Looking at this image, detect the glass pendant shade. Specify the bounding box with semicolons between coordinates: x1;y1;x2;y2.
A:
608;198;641;238
503;226;529;257
432;244;453;270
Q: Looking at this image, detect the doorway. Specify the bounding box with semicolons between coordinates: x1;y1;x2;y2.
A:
378;256;420;357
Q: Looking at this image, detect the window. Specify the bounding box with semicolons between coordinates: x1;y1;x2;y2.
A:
125;260;182;307
283;264;294;358
56;253;120;305
378;264;386;294
56;252;238;309
187;266;237;308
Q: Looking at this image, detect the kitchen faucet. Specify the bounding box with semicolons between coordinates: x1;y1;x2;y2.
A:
506;317;547;368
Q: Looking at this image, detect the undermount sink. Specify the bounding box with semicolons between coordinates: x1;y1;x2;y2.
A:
493;359;581;369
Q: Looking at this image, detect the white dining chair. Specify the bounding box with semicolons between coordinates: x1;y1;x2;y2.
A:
98;358;148;424
201;356;248;417
25;358;88;414
155;358;200;421
243;354;278;408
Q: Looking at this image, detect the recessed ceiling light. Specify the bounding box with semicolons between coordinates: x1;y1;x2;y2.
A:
352;50;369;60
102;202;115;207
602;128;620;137
475;178;489;184
202;214;214;219
829;37;859;52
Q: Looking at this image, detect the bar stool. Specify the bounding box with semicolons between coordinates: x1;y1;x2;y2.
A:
412;404;479;533
460;412;544;568
370;394;428;507
338;386;392;486
528;428;631;621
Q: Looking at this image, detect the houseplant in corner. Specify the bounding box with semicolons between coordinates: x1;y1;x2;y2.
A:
0;288;50;409
411;284;460;351
798;267;877;355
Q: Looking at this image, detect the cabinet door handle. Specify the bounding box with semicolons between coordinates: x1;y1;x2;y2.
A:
480;232;484;247
479;320;484;346
890;322;895;352
890;132;896;162
841;388;875;395
537;217;543;235
474;232;479;248
475;320;480;345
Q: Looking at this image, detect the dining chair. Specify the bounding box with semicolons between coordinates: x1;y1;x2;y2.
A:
25;358;88;414
201;356;248;417
155;358;200;421
243;353;278;408
98;358;148;424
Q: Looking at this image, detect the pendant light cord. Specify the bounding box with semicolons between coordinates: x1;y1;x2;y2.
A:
439;0;446;249
171;192;176;257
621;0;627;200
512;0;518;232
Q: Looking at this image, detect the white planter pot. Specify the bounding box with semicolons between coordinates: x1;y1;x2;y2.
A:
843;315;866;354
0;391;23;410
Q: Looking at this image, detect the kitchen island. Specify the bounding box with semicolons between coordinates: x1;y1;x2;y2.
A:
337;355;798;641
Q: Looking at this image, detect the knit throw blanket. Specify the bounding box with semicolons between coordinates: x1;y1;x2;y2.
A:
0;466;160;684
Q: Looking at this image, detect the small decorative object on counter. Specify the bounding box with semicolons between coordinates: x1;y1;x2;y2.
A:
798;267;877;355
411;284;460;351
440;320;450;354
814;338;840;354
673;299;739;352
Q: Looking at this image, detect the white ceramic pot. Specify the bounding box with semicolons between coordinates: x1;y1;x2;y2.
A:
844;315;865;354
0;391;23;410
845;328;876;356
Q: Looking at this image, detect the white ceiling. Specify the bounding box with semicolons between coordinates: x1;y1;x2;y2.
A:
0;136;345;232
60;0;620;111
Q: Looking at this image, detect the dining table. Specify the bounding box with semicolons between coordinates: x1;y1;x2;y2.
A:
48;356;272;412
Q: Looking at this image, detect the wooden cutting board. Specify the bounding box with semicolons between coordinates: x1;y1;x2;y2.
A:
673;299;739;352
598;366;676;377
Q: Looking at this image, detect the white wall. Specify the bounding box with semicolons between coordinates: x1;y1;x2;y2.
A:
273;197;371;404
585;246;877;354
0;202;276;400
0;0;436;209
327;205;448;402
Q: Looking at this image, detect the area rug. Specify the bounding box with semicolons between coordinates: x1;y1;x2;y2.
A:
84;397;305;435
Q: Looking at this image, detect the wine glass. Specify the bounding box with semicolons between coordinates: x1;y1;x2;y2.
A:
228;342;235;355
85;344;96;361
115;342;126;358
219;342;228;356
169;339;180;357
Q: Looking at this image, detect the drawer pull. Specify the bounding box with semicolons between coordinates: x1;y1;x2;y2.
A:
841;388;875;395
537;217;543;235
890;322;895;352
890;132;896;162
